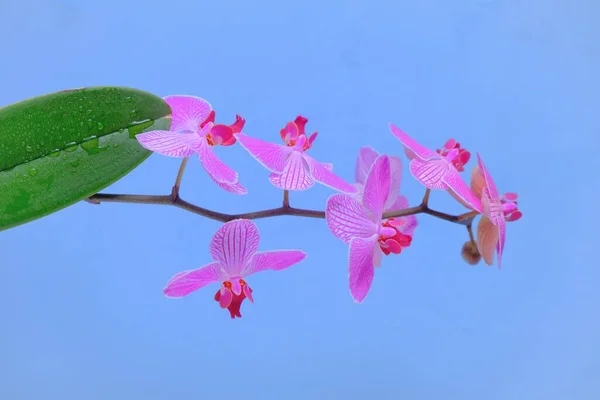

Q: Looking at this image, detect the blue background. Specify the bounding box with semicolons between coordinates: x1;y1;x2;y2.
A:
1;0;599;399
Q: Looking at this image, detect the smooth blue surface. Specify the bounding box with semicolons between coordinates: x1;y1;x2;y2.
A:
1;1;599;399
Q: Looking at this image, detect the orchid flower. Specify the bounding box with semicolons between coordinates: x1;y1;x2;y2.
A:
235;115;356;193
470;154;521;267
354;146;417;237
135;95;247;194
163;219;306;319
388;123;482;213
326;155;413;303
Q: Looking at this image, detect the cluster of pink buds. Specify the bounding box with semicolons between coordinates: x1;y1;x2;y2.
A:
135;95;522;318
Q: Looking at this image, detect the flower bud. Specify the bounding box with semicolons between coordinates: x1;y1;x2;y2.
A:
461;241;481;265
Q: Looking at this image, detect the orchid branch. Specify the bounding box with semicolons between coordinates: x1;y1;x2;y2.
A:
88;189;479;225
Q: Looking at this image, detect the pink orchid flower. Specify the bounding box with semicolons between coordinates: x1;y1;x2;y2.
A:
326;155;413;303
235;115;357;193
354;146;418;237
435;139;471;172
163;219;306;319
135;95;247;194
388;123;482;213
470;154;522;267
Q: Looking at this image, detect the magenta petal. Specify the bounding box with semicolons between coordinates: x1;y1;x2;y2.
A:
163;262;224;298
362;155;392;221
503;192;518;201
355;146;379;184
443;167;483;213
326;194;378;244
348;235;378;303
242;250;307;276
408;158;448;190
496;219;506;268
243;285;254;303
219;287;233;308
209;174;248;195
304;154;357;194
236;134;291;173
209;219;260;276
230;278;243;295
476;154;499;199
164;95;212;133
321;162;333;171
388;123;437;161
386;195;418;236
197;140;239;184
136;130;201;158
384;155;403;209
268;151;314;191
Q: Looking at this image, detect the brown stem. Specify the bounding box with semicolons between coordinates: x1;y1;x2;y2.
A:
421;188;431;207
171;158;189;198
283;190;290;208
89;189;478;226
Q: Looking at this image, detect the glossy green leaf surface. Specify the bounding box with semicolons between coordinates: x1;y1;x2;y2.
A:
0;86;171;231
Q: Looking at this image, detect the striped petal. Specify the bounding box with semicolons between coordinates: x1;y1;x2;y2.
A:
197;140;238;184
268;151;314;190
209;220;260;276
476;216;499;266
136;130;201;158
164;95;212;133
348;235;378;303
389;123;437;161
163;262;224;298
326;194;378;244
305;155;357;194
236;133;291;173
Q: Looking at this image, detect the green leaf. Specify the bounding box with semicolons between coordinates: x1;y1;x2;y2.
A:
0;86;171;231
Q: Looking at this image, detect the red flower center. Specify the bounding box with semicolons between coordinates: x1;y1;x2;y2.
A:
378;219;412;256
214;279;253;319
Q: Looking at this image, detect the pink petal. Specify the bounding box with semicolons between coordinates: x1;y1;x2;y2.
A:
505;210;522;222
197;140;238;184
384;155;403;209
362;155;392;221
496;219;506;268
470;165;485;199
164;95;212;133
388;123;437;161
503;192;518;202
163;262;224;298
230;278;243;295
476;216;499;266
326;194;378;244
476;154;499;199
385;195;418;236
304;155;357;194
209;219;260;276
236;134;291;173
136;130;201;158
443;168;484;213
348;235;378;303
355;146;379;184
242;250;307;276
210;124;235;146
408;158;449;190
322;162;333;171
243;285;254;303
268;151;314;190
218;287;233;308
209;174;248;195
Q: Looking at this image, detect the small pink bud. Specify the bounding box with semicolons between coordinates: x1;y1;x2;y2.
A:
461;241;481;265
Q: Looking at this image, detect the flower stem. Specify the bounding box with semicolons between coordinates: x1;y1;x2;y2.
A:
283;190;290;208
171;158;189;198
88;189;479;226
